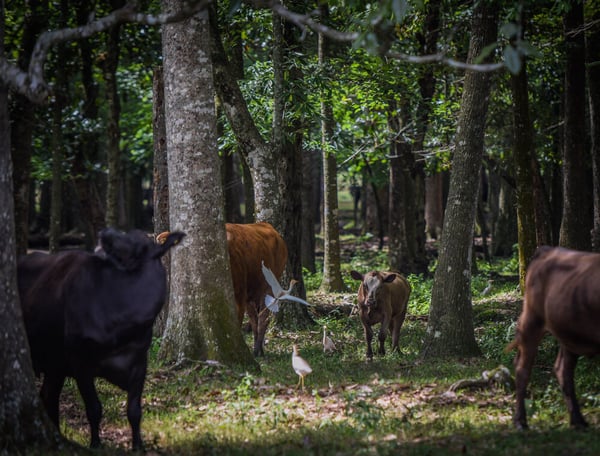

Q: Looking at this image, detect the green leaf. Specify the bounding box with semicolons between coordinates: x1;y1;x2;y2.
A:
391;0;409;22
474;42;498;64
500;22;520;40
517;41;542;59
503;45;522;75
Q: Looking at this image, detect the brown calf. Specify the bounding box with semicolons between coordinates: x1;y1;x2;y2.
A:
226;222;288;357
509;246;600;430
350;270;411;360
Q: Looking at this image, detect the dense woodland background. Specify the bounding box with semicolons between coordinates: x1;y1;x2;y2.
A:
1;0;600;453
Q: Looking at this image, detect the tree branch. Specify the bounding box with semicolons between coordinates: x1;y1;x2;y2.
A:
1;0;212;104
255;0;505;73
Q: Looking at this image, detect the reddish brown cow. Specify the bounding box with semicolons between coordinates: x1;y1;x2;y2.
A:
226;222;288;356
509;246;600;430
350;270;411;360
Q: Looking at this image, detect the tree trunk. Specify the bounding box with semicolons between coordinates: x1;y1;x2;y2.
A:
421;2;498;358
103;1;124;229
492;177;517;257
10;0;45;255
412;0;441;269
318;10;345;292
49;34;68;253
388;99;413;272
208;6;283;228
0;10;62;446
159;0;256;370
588;8;600;251
511;20;537;291
152;66;171;337
425;173;444;240
559;0;591;250
72;2;105;248
273;10;314;328
301;149;318;273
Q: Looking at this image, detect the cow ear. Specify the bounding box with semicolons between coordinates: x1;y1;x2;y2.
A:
350;270;363;281
383;273;396;283
152;231;186;259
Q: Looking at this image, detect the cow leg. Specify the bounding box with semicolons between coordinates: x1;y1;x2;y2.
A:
378;315;391;355
513;316;544;430
363;324;374;360
127;384;144;451
246;301;262;357
255;304;270;357
40;371;66;429
75;374;103;448
554;346;587;428
390;309;407;353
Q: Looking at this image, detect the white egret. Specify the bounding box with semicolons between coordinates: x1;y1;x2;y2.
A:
292;344;312;390
261;261;311;313
322;325;336;353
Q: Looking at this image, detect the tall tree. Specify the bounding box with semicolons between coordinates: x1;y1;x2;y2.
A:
158;0;257;369
587;6;600;251
273;8;315;326
421;1;498;358
511;13;537;291
319;4;345;293
0;4;61;450
10;0;45;255
103;0;125;228
559;0;591;250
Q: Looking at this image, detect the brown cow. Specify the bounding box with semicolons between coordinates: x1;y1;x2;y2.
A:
350;270;411;360
226;222;288;357
509;246;600;430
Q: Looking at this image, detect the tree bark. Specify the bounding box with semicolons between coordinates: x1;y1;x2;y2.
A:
301;149;319;273
587;8;600;251
10;0;45;255
273;9;315;327
159;0;257;370
421;2;498;358
559;0;591;250
49;20;68;253
511;18;537;291
208;6;283;227
0;6;62;447
318;7;345;292
103;0;124;229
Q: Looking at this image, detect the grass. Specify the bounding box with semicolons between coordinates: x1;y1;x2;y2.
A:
33;255;600;455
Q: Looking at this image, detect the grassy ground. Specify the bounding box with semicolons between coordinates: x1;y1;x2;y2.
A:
43;249;600;455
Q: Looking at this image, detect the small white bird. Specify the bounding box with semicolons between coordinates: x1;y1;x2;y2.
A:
481;279;494;296
322;325;336;353
261;261;311;313
292;344;312;390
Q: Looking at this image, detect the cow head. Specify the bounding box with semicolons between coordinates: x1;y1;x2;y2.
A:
96;228;185;271
351;270;397;309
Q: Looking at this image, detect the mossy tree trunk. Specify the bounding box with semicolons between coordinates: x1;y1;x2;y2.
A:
511;15;537;292
159;0;257;370
421;1;498;359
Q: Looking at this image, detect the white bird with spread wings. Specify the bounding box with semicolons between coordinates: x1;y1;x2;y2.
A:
261;261;311;313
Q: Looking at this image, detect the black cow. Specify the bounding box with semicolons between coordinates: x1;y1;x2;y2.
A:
17;228;184;450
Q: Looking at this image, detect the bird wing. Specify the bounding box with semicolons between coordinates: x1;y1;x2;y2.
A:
279;294;311;307
264;294;280;313
261;260;283;296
